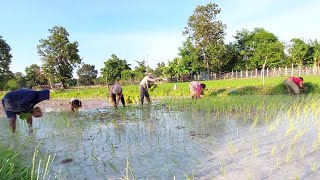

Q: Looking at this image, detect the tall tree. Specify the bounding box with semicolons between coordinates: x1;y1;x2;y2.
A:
179;38;203;75
289;38;308;66
153;62;166;77
234;28;285;69
101;54;131;84
0;36;13;89
37;26;81;88
310;40;320;67
183;3;226;76
77;64;98;85
133;60;147;81
25;64;47;88
14;72;27;88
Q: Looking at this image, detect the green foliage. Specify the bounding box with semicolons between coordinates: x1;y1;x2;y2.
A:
25;64;47;88
0;145;34;179
37;26;81;88
183;3;226;74
4;79;19;90
289;38;309;66
0;36;13;90
234;28;285;69
77;64;98;86
101;54;131;84
14;72;27;88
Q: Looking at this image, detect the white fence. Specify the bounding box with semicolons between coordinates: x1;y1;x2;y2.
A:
200;66;320;80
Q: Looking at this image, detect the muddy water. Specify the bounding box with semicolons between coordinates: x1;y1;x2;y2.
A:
0;100;320;179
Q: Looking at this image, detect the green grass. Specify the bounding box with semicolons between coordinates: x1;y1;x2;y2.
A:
1;76;320;100
0;144;35;179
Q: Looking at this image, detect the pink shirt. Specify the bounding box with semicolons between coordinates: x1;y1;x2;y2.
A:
190;81;202;98
289;77;303;87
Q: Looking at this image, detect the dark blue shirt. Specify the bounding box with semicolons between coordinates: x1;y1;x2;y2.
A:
2;89;50;118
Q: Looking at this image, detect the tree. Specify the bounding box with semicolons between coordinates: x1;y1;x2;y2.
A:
0;36;13;89
101;54;131;84
183;3;226;76
289;38;308;66
309;40;320;67
37;26;81;88
178;38;203;76
14;72;27;88
234;28;285;69
25;64;47;88
77;64;98;86
133;60;148;81
153;62;166;77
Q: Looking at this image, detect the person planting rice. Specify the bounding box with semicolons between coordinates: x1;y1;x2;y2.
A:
1;88;50;133
189;81;206;99
69;98;82;113
139;73;158;106
109;84;125;109
283;76;307;95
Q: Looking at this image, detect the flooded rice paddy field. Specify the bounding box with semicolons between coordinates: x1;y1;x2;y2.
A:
1;98;320;179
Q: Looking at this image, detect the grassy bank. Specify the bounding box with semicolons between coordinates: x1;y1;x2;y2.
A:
1;76;320;100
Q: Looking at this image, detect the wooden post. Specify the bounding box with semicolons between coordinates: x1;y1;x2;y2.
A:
291;64;294;76
240;70;243;78
246;70;248;78
285;67;287;76
266;68;269;77
236;71;238;79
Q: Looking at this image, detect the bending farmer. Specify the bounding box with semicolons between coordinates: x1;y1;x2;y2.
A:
1;89;50;133
139;73;157;105
189;81;206;99
283;76;307;95
110;84;125;109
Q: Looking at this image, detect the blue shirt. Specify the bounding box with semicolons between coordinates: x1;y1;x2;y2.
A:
2;89;50;118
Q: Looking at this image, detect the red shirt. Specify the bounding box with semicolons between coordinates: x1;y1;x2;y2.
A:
289;77;303;87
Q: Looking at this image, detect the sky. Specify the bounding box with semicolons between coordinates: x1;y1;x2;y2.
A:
1;0;320;75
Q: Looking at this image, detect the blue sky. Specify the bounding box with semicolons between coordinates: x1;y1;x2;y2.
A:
1;0;320;75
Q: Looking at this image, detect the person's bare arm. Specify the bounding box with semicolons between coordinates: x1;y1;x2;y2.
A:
9;117;17;133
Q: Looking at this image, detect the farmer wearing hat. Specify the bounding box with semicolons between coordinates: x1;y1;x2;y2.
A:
110;84;125;109
1;88;50;133
69;98;82;113
139;73;157;105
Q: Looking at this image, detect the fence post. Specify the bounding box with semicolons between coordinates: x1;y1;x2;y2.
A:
285;67;287;76
291;64;294;76
246;70;248;78
273;68;275;77
298;66;301;76
236;71;238;79
266;68;269;77
231;71;234;79
256;69;258;77
251;70;253;77
306;67;308;76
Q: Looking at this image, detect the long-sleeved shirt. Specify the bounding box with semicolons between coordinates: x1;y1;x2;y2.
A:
2;89;50;113
139;76;156;89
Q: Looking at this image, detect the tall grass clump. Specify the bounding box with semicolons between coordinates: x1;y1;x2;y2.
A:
0;144;54;180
